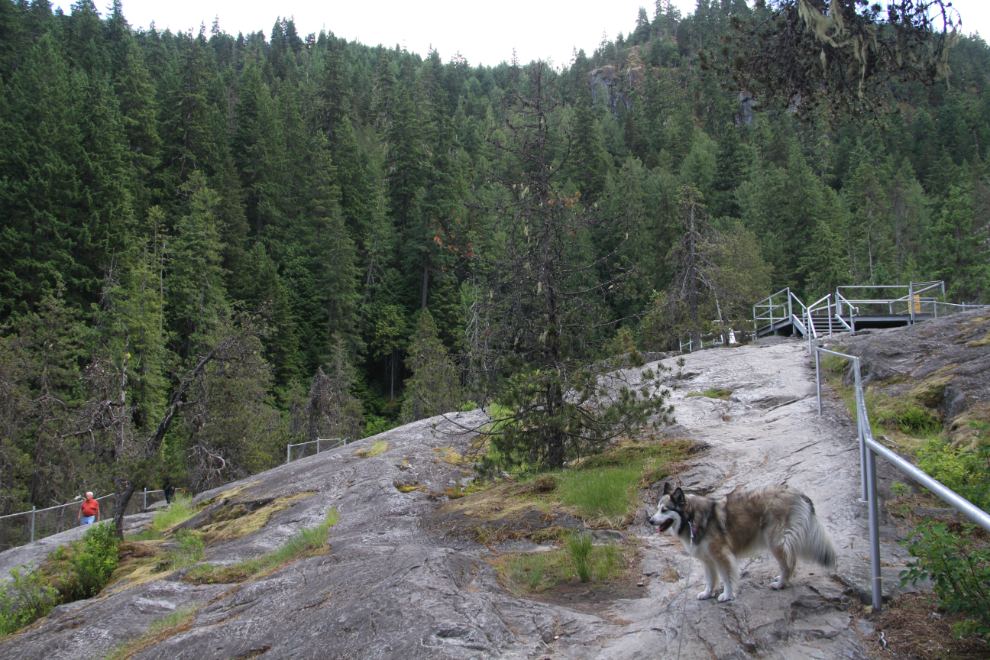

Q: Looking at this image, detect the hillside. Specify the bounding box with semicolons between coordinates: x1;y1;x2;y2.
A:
0;334;947;660
3;0;990;526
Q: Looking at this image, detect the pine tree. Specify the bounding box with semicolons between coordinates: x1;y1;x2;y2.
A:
305;334;365;442
167;171;228;358
401;308;461;423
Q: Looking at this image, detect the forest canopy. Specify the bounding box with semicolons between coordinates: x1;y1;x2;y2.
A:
1;0;988;537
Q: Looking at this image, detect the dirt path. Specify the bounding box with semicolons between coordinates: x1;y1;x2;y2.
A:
544;339;908;660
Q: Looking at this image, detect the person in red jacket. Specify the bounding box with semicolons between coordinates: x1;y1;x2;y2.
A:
77;492;100;526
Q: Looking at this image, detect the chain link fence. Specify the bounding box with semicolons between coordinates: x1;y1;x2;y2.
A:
285;438;348;464
0;488;174;552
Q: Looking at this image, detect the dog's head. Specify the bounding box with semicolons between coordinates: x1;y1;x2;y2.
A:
649;482;686;534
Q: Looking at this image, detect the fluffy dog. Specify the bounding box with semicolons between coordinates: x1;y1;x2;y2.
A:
649;482;837;602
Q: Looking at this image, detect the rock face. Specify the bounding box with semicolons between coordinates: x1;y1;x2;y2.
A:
837;309;990;448
0;341;917;659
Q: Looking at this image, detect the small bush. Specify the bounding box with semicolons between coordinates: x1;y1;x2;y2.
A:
917;435;990;511
566;532;593;582
168;530;205;568
900;521;990;637
895;406;942;436
0;568;59;636
72;522;119;598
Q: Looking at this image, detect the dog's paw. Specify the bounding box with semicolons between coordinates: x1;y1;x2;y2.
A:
770;578;786;590
697;590;713;600
717;592;733;603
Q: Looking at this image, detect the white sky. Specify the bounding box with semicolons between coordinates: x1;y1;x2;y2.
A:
61;0;990;69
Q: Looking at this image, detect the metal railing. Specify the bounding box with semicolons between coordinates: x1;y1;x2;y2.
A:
0;488;174;551
813;347;990;611
753;287;807;336
678;323;745;353
835;282;943;321
285;437;349;464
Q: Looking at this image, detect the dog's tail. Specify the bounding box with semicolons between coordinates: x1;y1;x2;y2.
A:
794;494;838;570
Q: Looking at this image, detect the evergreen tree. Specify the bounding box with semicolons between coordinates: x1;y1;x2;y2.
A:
401;308;461;423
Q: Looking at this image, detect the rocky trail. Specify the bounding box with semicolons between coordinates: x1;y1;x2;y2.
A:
0;338;914;660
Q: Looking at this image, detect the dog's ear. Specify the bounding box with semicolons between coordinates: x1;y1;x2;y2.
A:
662;482;674;496
671;487;685;507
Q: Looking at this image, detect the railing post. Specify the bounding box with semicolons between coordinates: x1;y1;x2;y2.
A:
909;282;915;325
815;349;822;416
828;299;833;336
317;438;321;455
866;444;883;611
286;443;291;465
143;487;147;510
853;358;868;502
30;506;35;543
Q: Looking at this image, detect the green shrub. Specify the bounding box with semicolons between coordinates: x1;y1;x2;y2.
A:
72;522;119;598
917;435;990;512
900;521;990;637
895;405;942;436
169;530;205;568
566;532;593;582
0;568;59;636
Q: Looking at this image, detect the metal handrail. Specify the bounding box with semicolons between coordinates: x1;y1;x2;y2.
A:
814;347;990;612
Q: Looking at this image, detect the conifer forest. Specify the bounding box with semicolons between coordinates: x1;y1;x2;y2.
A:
1;0;988;525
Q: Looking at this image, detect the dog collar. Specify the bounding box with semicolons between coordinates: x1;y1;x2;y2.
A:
689;524;698;543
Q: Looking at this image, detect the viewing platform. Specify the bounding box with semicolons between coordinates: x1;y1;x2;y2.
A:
753;282;976;340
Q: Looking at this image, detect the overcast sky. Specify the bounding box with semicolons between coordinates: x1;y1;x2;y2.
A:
60;0;990;69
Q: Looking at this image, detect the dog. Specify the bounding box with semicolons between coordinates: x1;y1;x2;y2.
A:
649;482;837;602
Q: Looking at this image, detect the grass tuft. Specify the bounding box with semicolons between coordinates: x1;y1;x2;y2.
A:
686;388;732;400
102;607;197;660
354;440;388;458
184;509;338;585
151;494;196;533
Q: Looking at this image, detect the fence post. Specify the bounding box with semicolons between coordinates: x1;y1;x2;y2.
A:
143;487;147;510
30;506;35;543
317;438;321;454
815;349;821;417
866;445;883;611
286;443;291;465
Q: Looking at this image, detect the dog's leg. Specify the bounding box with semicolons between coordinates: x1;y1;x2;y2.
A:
697;560;718;600
769;536;795;590
714;551;738;602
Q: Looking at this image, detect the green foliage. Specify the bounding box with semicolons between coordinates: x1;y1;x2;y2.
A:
168;530;205;568
900;521;990;637
0;568;59;636
565;532;593;582
2;0;990;545
558;465;642;521
72;522;120;598
152;494;196;533
401;309;462;423
500;541;627;592
917;432;990;512
686;388;732;399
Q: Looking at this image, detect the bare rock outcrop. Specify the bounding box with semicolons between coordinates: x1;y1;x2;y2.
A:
0;339;924;659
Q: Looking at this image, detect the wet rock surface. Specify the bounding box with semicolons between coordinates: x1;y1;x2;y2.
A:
0;339;919;659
